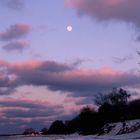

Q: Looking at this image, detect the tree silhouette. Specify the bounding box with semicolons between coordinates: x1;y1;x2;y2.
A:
41;88;140;135
94;88;131;106
41;128;48;135
23;128;38;135
48;120;67;134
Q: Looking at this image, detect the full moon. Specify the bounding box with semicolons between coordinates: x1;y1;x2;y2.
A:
67;25;73;32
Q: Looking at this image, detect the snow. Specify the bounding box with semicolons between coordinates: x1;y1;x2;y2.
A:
93;119;140;140
2;133;140;140
65;119;140;140
1;120;140;139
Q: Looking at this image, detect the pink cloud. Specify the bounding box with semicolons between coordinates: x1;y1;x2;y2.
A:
0;58;139;133
0;60;42;70
2;40;30;52
0;23;31;41
0;59;139;96
65;0;140;39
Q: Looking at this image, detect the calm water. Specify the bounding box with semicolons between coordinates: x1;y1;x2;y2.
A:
0;135;96;140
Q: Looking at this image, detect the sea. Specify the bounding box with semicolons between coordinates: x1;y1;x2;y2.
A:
0;135;97;140
0;135;139;140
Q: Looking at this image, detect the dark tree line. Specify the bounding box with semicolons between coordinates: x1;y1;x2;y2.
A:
23;88;140;135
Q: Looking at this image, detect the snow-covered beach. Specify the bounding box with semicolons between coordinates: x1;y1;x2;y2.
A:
1;119;140;140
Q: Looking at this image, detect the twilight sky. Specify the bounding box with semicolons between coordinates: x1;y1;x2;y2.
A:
0;0;140;134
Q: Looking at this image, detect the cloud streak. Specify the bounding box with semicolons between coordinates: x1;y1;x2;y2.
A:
0;0;24;11
113;55;133;63
0;60;140;96
0;98;65;134
0;23;30;41
0;98;64;118
2;40;30;52
0;87;15;95
0;59;139;133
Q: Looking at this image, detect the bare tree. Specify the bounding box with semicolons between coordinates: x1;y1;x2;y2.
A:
94;88;131;106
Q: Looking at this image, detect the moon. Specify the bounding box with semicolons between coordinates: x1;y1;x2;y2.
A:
67;25;73;32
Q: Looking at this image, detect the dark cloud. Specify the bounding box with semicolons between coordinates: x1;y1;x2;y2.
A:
0;74;10;87
47;71;140;96
0;60;140;97
66;0;140;39
3;108;61;118
66;0;140;25
38;61;74;72
70;58;85;67
0;0;24;11
0;60;140;133
0;117;51;134
0;99;63;113
75;97;94;106
2;40;30;52
0;87;15;95
113;55;133;63
0;23;30;41
0;118;28;134
0;98;65;134
29;50;41;59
